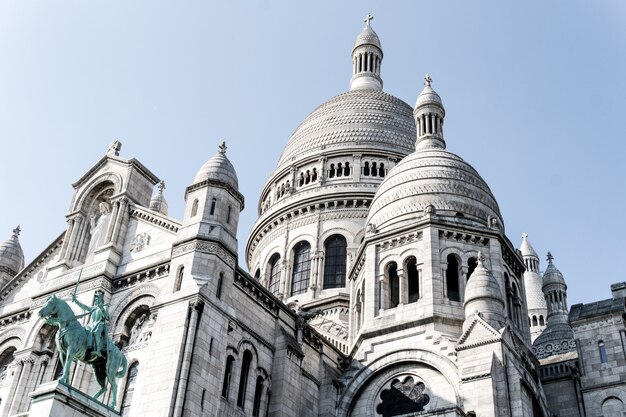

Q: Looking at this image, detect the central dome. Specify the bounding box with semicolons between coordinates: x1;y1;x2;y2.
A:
277;89;416;168
367;147;503;233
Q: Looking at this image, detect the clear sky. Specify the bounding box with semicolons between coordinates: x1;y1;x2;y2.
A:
1;1;625;307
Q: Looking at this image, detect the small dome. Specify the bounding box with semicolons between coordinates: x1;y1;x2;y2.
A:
520;233;539;258
0;227;25;276
193;142;239;190
415;75;443;108
366;147;502;233
464;255;504;308
543;253;566;286
149;181;169;215
353;24;381;51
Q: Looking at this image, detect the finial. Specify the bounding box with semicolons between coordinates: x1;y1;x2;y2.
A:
364;13;373;27
521;232;528;240
12;225;20;239
424;73;432;87
107;140;122;156
477;251;486;267
218;141;227;155
157;180;166;193
546;252;554;264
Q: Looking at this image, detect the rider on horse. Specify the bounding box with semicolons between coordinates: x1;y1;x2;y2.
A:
71;290;110;358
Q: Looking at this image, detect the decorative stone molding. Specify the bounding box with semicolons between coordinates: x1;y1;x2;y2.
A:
438;229;489;245
375;231;422;252
532;339;577;359
109;283;161;326
130;232;151;253
112;263;169;290
234;271;279;316
172;240;235;268
0;326;26;345
0;311;31;331
129;206;180;232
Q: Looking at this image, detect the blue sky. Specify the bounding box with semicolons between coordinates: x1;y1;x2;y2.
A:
1;1;625;306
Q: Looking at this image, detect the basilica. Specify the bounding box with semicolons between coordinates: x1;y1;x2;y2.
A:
0;17;624;417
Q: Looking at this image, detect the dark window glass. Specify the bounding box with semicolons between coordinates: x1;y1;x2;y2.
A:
221;355;235;399
291;242;311;296
323;235;347;289
268;254;281;295
446;254;460;301
388;262;399;308
599;341;608;364
466;257;477;280
252;376;264;417
210;198;217;215
406;257;419;303
237;350;253;408
216;273;223;299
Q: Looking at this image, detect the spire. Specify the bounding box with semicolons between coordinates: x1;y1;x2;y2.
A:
350;15;383;91
414;74;446;150
149;180;169;215
542;252;569;325
520;232;540;272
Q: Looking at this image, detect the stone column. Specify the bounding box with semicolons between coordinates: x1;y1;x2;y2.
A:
105;199;120;243
58;218;75;262
352;154;362;182
398;269;407;305
8;356;34;416
111;198;129;246
173;301;204;417
2;360;23;417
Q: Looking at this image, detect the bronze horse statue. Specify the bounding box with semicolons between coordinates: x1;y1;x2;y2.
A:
39;294;127;408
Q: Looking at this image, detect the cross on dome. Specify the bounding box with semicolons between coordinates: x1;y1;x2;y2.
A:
12;225;20;239
521;232;528;240
546;252;554;264
218;141;227;155
424;73;432;87
158;180;166;192
477;251;486;267
364;13;373;27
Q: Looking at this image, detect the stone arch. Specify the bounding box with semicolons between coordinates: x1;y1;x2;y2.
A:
337;349;460;417
0;327;25;348
319;228;353;248
73;172;123;213
286;235;315;254
602;397;625;417
398;247;423;265
589;388;626;416
112;295;156;347
109;283;160;327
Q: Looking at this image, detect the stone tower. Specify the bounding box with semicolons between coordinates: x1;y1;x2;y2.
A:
520;233;547;342
0;226;24;289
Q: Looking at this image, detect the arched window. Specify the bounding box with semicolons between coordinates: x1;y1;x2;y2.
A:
174;266;184;292
387;262;399;308
406;256;420;303
329;164;336;178
344;162;350;177
355;289;362;331
504;273;513;319
299;173;305;187
323;235;347;289
216;273;223;299
539;315;545;326
291;242;311;296
466;257;477;280
312;168;318;182
363;162;370;176
599;341;608;364
252;376;264;417
221;355;235;399
120;362;139;416
268;254;281;295
210;198;217;215
227;206;232;223
337;163;343;177
446;254;460;302
378;163;385;177
372;162;378;177
191;199;199;217
237;350;253;408
532;316;538;326
254;269;261;280
0;347;16;381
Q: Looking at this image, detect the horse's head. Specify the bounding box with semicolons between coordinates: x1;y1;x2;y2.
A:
39;294;61;321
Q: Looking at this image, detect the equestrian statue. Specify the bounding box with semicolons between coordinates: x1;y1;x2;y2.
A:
38;285;128;408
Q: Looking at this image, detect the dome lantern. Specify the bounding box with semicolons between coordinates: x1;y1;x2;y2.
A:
414;74;446;150
350;14;384;91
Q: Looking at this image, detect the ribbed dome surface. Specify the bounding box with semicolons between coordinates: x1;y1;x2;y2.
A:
465;264;504;306
193;151;239;190
149;191;169;216
353;26;381;50
526;274;546;311
543;261;566;286
520;237;539;258
277;90;416;167
0;231;24;275
367;148;502;232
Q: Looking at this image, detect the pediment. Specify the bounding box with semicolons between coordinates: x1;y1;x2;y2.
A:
457;313;502;350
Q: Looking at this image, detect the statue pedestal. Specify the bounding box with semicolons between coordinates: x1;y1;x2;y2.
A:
28;380;119;417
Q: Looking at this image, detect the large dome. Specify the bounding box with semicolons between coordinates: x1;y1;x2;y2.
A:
366;147;503;233
276;89;416;168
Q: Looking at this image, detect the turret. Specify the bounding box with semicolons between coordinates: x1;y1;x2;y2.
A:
349;14;383;91
0;226;25;289
520;233;547;342
414;74;446;150
149;180;169;216
463;252;506;332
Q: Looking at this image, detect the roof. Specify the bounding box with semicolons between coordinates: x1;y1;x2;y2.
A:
569;297;625;322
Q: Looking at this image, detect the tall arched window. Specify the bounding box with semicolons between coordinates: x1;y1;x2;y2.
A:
268;254;281;295
323;235;347;289
120;362;139;416
599;341;608;364
174;266;184;292
254;269;261;280
387;262;399;308
363;162;370;176
216;273;223;299
221;355;235;399
0;347;16;381
227;206;232;223
466;257;477;280
191;199;199;217
406;256;420;303
237;350;253;408
252;376;264;417
291;241;311;296
505;273;513;319
210;198;217;215
446;254;460;302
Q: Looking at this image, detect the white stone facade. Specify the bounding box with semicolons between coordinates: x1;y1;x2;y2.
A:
0;17;624;417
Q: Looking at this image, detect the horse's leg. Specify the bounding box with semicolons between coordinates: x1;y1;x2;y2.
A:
92;363;107;401
108;352;120;409
61;347;73;385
